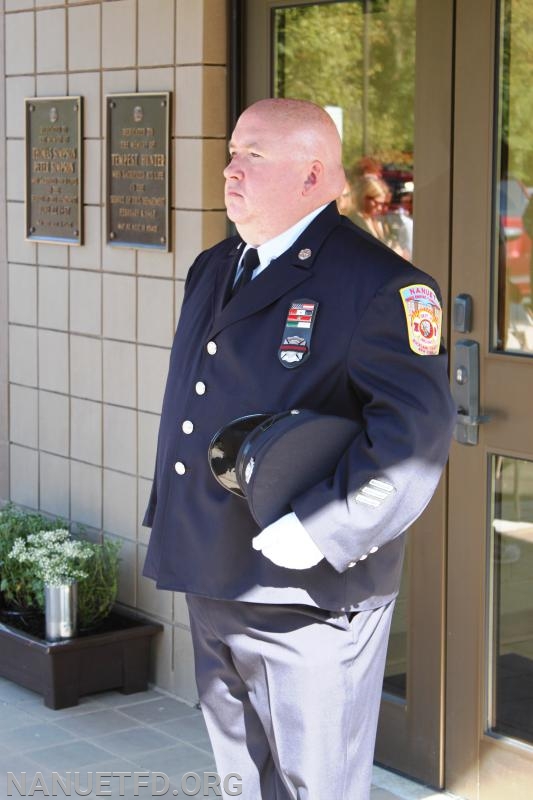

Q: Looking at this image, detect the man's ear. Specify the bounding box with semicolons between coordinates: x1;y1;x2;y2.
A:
302;161;323;195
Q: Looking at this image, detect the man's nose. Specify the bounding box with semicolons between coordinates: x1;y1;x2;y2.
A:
223;158;242;180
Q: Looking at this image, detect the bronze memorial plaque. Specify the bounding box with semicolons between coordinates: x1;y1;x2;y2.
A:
106;93;171;251
25;97;83;245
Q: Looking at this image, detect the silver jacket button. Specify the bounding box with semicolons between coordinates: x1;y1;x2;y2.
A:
369;546;379;554
174;461;186;475
182;420;194;434
206;341;217;355
195;381;206;395
348;560;357;568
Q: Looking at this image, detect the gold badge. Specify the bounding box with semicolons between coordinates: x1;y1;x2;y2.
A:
399;284;442;355
298;248;312;260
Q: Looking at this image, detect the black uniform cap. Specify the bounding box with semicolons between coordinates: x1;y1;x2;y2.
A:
209;409;360;528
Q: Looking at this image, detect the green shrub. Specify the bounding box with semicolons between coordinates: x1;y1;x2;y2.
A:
1;504;121;630
0;503;62;610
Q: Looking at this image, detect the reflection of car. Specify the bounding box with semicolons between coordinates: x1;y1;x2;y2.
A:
499;178;532;302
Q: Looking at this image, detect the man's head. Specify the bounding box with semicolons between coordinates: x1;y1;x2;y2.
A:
224;98;346;245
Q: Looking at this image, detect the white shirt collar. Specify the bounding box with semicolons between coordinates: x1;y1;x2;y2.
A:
241;203;328;277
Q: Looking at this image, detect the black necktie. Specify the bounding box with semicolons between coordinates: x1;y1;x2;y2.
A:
232;248;259;297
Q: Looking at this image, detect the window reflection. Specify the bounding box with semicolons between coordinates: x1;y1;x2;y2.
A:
494;1;533;353
273;0;416;700
273;0;415;261
490;455;533;744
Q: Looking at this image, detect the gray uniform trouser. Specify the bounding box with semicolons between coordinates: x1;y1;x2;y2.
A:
186;594;395;800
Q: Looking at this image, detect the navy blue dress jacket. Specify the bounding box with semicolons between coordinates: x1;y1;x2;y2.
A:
143;203;456;611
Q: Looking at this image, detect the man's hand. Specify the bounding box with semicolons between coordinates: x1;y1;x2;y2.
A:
252;512;324;569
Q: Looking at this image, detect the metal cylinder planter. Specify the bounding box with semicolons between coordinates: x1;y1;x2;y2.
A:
45;582;78;641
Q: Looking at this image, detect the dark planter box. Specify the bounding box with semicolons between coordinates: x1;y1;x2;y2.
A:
0;607;163;710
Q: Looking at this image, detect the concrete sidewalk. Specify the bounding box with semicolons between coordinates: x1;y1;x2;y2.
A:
0;677;460;800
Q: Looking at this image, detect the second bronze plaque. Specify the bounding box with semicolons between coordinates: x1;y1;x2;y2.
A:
106;93;171;251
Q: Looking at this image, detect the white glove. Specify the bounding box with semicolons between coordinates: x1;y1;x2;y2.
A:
252;512;324;569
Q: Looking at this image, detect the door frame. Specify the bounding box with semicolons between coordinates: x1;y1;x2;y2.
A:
447;0;533;796
233;0;455;787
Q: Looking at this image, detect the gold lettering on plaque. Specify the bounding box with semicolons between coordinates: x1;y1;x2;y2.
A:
107;93;169;249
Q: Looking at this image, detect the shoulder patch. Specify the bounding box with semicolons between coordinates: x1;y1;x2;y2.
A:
399;284;442;355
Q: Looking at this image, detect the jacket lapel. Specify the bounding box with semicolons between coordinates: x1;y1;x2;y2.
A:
209;202;341;339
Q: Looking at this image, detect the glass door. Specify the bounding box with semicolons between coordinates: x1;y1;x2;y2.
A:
241;0;454;786
447;0;533;797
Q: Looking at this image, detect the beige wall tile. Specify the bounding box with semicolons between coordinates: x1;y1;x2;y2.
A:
38;266;68;331
36;72;68;97
8;264;37;326
38;329;69;393
203;138;226;208
175;139;226;210
204;0;228;64
71;397;102;465
173;591;189;628
176;65;226;138
70;459;102;530
39;451;70;518
103;468;137;540
174;211;202;278
138;411;158;480
137;476;152;544
70;270;101;335
36;0;64;6
137;246;174;279
177;0;227;65
70;205;101;269
9;325;38;386
103;404;137;473
138;277;174;347
6;140;25;202
84;139;101;206
5;140;24;205
137;345;170;414
102;273;136;341
6;1;34;10
68;3;100;72
5;12;34;75
103;339;136;407
138;0;174;67
137;544;173;620
10;444;39;509
102;68;136;116
9;385;38;448
115;535;136;606
202;210;227;249
175;139;202;209
7;203;36;265
36;242;69;269
102;0;136;69
176;0;202;64
39;389;69;456
149;621;173;693
172;624;198;704
70;334;102;401
6;76;35;138
36;9;67;73
68;72;100;139
138;67;174;94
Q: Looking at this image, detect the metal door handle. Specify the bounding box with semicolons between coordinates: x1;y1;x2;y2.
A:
452;339;491;445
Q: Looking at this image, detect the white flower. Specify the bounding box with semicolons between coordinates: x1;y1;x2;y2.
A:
8;529;92;586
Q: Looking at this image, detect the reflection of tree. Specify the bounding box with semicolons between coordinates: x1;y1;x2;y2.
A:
501;1;533;186
273;0;415;174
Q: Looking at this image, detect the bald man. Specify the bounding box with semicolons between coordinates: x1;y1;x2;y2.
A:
143;99;455;799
